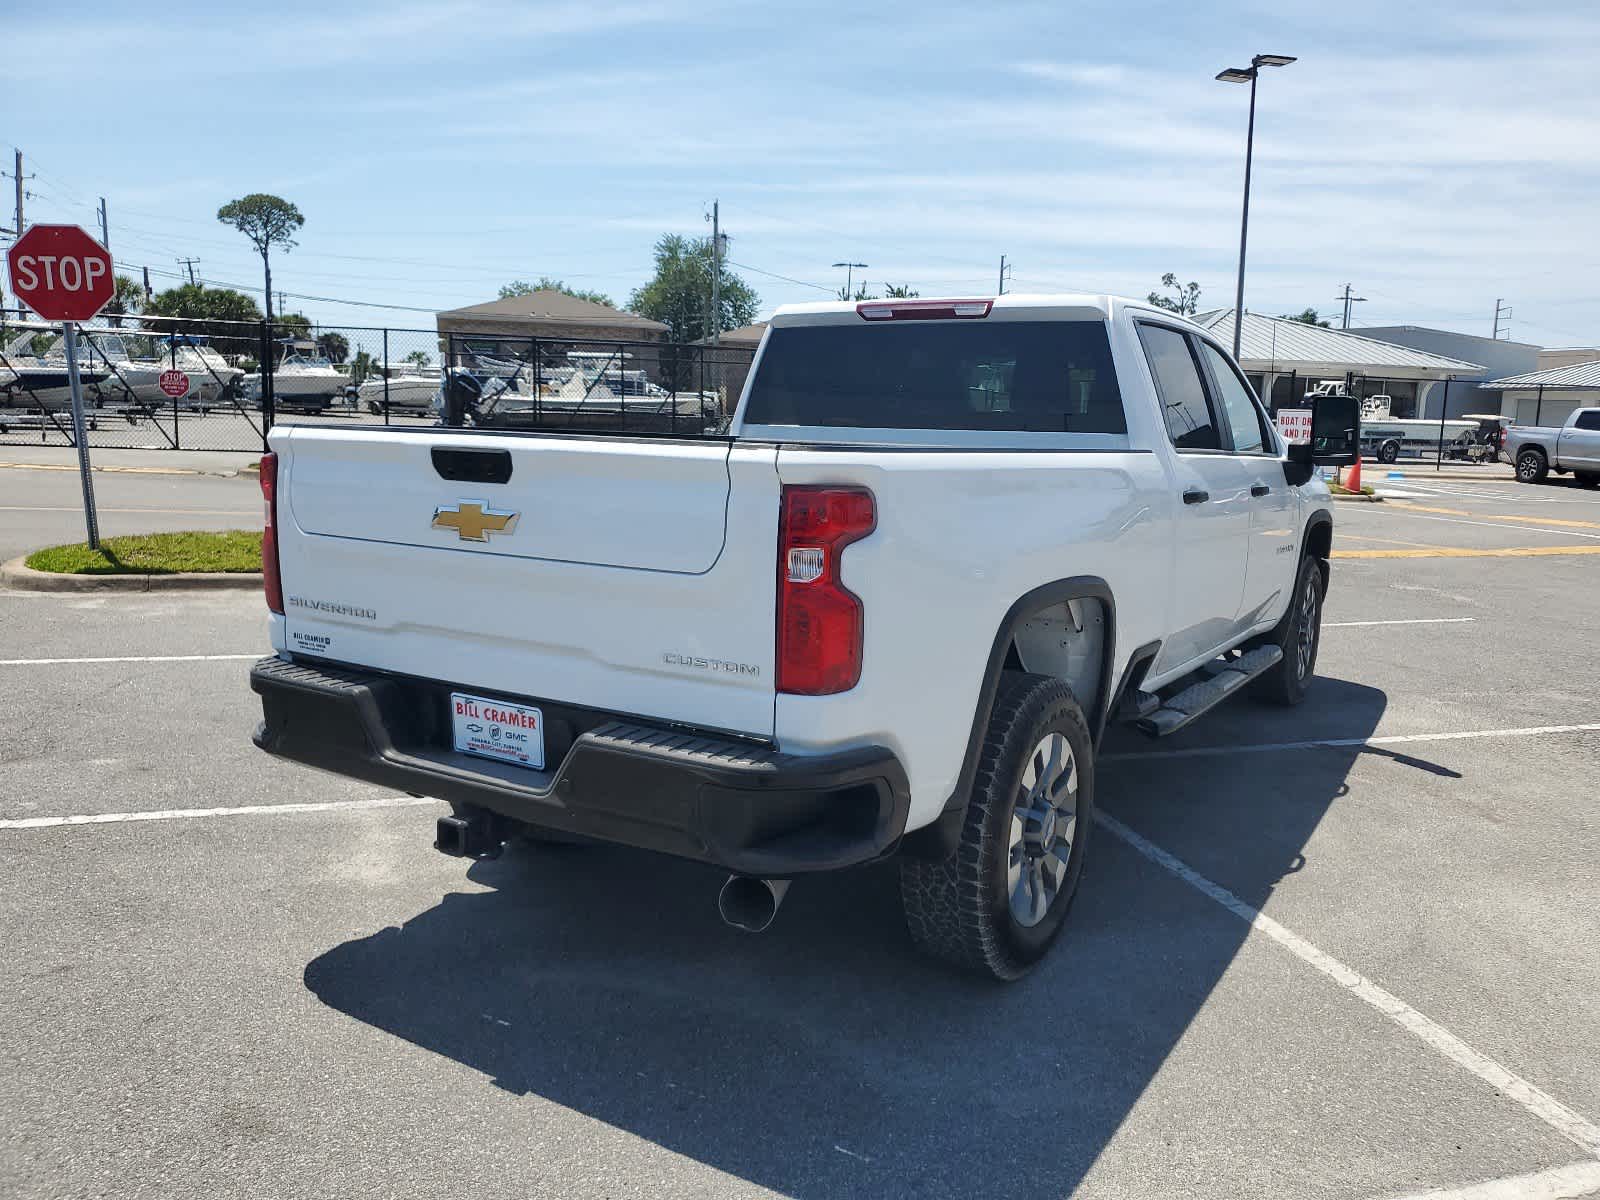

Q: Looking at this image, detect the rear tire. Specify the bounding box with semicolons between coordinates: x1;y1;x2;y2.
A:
1377;439;1401;464
1253;555;1326;707
1516;448;1549;484
899;673;1094;981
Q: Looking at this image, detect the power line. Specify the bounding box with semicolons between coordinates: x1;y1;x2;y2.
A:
726;259;834;293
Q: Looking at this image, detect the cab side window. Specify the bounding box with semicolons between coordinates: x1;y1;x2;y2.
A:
1576;410;1600;431
1138;324;1220;451
1200;342;1271;454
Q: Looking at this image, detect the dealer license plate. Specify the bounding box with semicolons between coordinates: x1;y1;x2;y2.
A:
450;691;545;770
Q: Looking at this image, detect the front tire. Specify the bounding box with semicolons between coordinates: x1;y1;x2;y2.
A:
1253;555;1326;706
899;673;1094;981
1516;448;1549;484
1377;439;1401;464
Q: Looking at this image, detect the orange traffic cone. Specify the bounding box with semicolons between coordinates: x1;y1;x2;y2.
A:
1345;454;1362;493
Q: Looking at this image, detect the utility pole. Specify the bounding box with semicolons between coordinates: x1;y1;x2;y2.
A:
709;199;723;346
12;149;25;235
178;257;200;286
3;148;31;236
98;197;110;252
1493;298;1512;340
1335;283;1366;330
998;254;1012;295
2;149;29;311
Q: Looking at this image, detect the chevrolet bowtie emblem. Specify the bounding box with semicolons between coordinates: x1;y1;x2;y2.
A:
432;501;519;542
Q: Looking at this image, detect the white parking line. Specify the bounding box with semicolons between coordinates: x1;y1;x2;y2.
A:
1390;483;1548;502
1103;722;1600;763
0;795;438;830
1096;810;1600;1158
1376;1160;1600;1199
1324;617;1476;627
0;653;260;666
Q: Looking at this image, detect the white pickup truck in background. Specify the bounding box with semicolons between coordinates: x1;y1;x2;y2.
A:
1502;407;1600;485
250;294;1359;979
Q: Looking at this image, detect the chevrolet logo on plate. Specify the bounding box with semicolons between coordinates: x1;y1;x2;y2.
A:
432;501;519;542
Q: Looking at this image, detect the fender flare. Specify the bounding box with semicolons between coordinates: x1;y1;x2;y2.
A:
1304;508;1333;561
900;576;1118;859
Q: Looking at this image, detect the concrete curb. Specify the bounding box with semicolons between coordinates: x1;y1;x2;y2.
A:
0;555;261;593
1331;492;1382;503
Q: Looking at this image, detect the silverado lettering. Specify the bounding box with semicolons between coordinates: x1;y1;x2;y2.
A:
286;596;376;621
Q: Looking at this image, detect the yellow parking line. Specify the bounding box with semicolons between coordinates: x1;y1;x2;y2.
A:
1333;545;1600;559
1388;501;1600;530
1339;532;1454;549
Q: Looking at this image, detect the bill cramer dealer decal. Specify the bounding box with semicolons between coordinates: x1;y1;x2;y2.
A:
454;698;540;730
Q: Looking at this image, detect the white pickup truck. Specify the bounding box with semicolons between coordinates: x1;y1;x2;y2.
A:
250;294;1358;979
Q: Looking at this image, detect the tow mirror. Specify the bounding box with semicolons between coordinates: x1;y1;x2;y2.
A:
1287;393;1360;469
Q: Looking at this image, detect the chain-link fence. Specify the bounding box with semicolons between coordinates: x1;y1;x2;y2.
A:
0;309;758;451
438;334;754;436
0;308;274;451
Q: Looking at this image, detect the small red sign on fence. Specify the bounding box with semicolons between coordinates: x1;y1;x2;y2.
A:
159;369;191;399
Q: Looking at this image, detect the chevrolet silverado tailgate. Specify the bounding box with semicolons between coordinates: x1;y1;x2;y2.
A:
270;425;779;737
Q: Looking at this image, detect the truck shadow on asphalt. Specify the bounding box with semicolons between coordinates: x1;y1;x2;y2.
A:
305;677;1420;1198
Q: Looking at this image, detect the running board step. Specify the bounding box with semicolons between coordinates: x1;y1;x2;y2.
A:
1133;646;1283;738
1119;688;1161;720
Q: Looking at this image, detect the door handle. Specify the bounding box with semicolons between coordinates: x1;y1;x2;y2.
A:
1183;489;1210;505
1251;483;1271;497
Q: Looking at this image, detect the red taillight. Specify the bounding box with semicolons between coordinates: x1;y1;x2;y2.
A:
856;298;992;321
259;451;283;614
777;486;875;695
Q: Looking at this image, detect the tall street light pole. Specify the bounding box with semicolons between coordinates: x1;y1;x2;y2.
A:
832;261;868;299
1217;53;1296;360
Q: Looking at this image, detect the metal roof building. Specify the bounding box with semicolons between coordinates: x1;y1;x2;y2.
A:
436;290;668;347
1192;310;1483;419
1481;359;1600;427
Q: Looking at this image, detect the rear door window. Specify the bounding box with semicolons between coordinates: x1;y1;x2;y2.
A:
742;320;1126;434
1575;411;1600;431
1137;324;1221;450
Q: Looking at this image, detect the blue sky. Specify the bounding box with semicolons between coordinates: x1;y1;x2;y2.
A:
5;0;1598;347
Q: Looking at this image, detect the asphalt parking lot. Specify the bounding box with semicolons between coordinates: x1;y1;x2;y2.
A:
3;461;1599;1199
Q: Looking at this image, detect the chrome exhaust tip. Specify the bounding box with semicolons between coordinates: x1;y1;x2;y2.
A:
717;875;791;933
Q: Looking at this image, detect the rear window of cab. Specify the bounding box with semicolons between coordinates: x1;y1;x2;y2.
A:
743;321;1126;434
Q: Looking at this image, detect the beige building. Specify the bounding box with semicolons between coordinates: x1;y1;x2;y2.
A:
436;291;668;352
1537;347;1600;372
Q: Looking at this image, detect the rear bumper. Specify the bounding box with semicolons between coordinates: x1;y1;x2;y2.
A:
249;656;910;876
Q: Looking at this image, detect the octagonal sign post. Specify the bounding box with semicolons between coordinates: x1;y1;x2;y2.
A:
6;224;116;549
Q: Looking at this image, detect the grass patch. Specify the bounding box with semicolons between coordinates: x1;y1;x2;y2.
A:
25;530;262;575
1329;482;1376;496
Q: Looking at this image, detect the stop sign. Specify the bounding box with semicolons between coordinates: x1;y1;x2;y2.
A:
159;370;191;398
6;224;115;322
